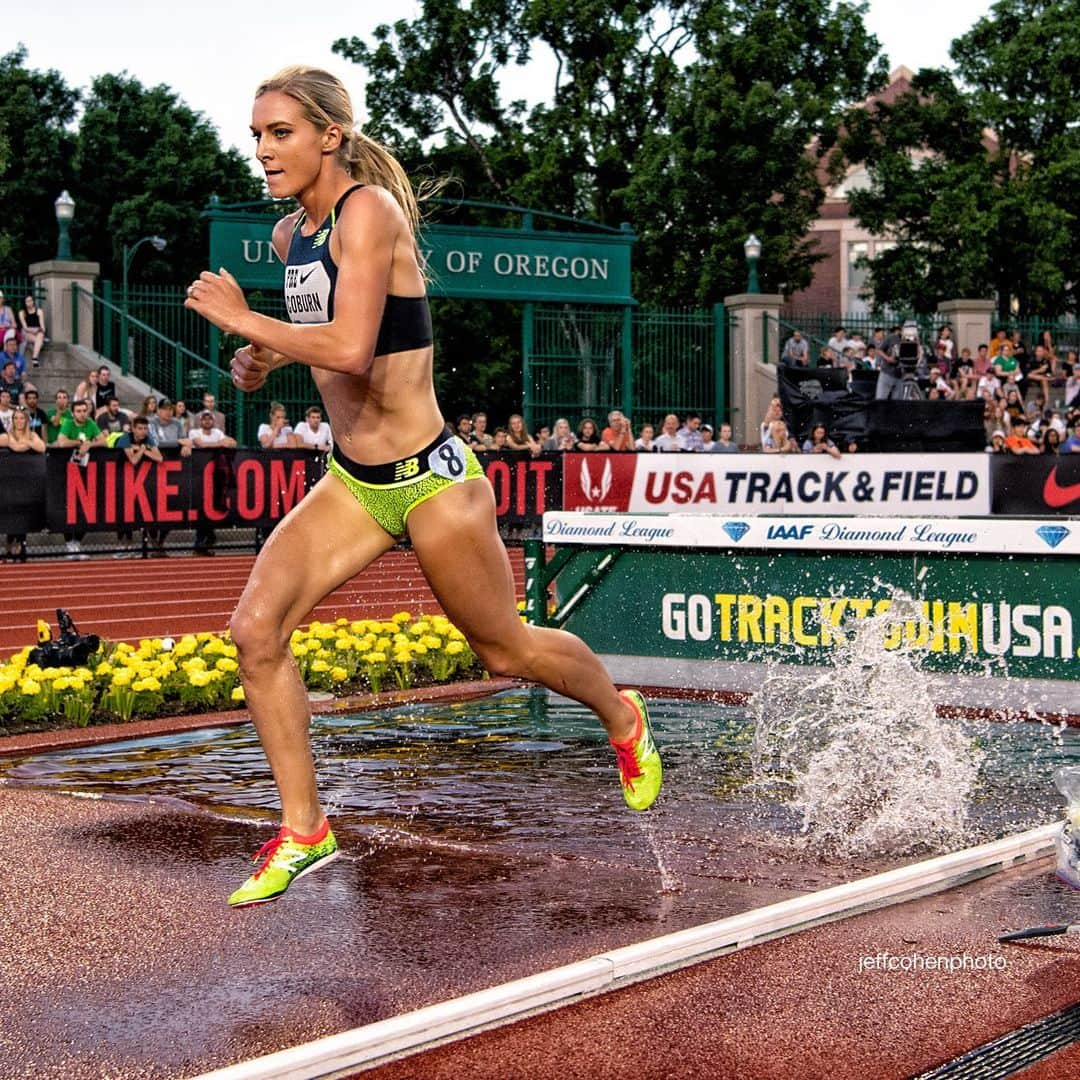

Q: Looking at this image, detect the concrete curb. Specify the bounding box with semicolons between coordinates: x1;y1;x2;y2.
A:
0;678;520;759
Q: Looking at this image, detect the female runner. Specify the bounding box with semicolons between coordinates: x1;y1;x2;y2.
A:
185;67;661;907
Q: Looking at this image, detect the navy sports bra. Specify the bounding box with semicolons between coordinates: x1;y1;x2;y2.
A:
284;184;433;356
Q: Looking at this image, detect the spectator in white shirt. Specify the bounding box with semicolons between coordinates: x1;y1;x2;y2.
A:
258;401;295;449
185;409;237;450
653;413;683;452
827;326;849;356
295;405;332;451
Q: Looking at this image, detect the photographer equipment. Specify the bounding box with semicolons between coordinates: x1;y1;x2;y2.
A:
27;608;100;668
896;321;925;402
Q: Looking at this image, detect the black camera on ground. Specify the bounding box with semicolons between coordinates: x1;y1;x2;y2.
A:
28;609;100;669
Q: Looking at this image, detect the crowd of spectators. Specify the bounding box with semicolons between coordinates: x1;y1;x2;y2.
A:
450;409;749;455
780;322;1080;454
0;361;334;558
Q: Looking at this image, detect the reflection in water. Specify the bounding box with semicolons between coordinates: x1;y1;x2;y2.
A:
4;688;1076;877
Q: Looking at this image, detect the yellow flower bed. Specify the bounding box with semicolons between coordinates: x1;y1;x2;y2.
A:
0;614;481;731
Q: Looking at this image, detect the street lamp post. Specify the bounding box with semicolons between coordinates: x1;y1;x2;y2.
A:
121;235;167;376
54;191;75;260
744;234;761;295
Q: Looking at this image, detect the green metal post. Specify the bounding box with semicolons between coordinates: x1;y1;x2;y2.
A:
174;345;184;400
522;301;535;433
102;281;113;362
621;304;633;420
713;303;726;424
521;210;535;432
523;540;548;626
208;326;221;397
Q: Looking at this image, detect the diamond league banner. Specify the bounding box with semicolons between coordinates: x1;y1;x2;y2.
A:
561;453;992;517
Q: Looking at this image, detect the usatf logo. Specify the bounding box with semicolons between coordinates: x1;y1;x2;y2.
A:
723;521;750;542
311;227;331;248
580;458;612;503
1035;525;1070;549
393;457;420;481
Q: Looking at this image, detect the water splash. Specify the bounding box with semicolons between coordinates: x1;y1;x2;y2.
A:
634;812;685;894
751;588;983;857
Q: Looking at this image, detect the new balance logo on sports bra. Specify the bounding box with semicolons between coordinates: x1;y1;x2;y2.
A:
285;262;332;323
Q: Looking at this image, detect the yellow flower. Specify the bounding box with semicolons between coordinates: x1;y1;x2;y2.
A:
188;670;212;687
133;677;162;693
182;657;208;673
173;636;198;657
310;659;331;673
231;686;246;702
410;620;431;636
95;662;115;676
364;651;387;664
215;657;239;673
393;649;413;664
391;611;412;624
448;628;466;641
53;676;71;691
111;669;134;687
446;641;465;656
19;678;41;695
376;636;392;651
335;617;349;626
330;666;348;682
334;637;354;652
422;635;442;650
411;643;429;656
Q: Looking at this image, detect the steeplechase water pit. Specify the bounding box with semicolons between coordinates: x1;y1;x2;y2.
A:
3;510;1078;1077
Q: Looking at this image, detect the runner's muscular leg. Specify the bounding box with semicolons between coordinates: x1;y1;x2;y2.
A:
230;474;397;833
406;479;636;742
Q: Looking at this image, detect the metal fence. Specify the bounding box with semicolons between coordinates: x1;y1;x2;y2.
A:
89;282;322;445
524;303;726;433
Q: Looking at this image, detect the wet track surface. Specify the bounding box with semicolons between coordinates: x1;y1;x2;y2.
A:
3;690;1079;1077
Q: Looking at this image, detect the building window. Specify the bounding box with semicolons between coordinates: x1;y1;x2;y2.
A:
846;241;870;313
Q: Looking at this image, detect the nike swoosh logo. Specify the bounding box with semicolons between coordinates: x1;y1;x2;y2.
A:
1043;466;1080;508
299;267;318;285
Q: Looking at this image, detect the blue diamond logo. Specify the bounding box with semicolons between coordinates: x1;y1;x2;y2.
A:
723;521;750;542
1036;525;1070;549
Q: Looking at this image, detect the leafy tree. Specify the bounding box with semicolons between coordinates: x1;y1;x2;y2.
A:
627;0;888;304
0;46;79;275
337;1;889;305
337;0;887;417
839;0;1080;317
73;73;262;284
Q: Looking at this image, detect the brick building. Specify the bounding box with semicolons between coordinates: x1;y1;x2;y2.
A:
784;66;916;316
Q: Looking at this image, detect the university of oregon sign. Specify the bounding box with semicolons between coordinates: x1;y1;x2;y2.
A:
205;203;635;305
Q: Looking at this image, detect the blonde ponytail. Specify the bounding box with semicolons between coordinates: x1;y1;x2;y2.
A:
340;129;421;234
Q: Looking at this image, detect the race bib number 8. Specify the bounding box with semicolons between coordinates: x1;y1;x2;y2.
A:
429;438;467;481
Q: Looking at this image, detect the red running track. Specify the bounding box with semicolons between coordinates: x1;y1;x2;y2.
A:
0;548;527;655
